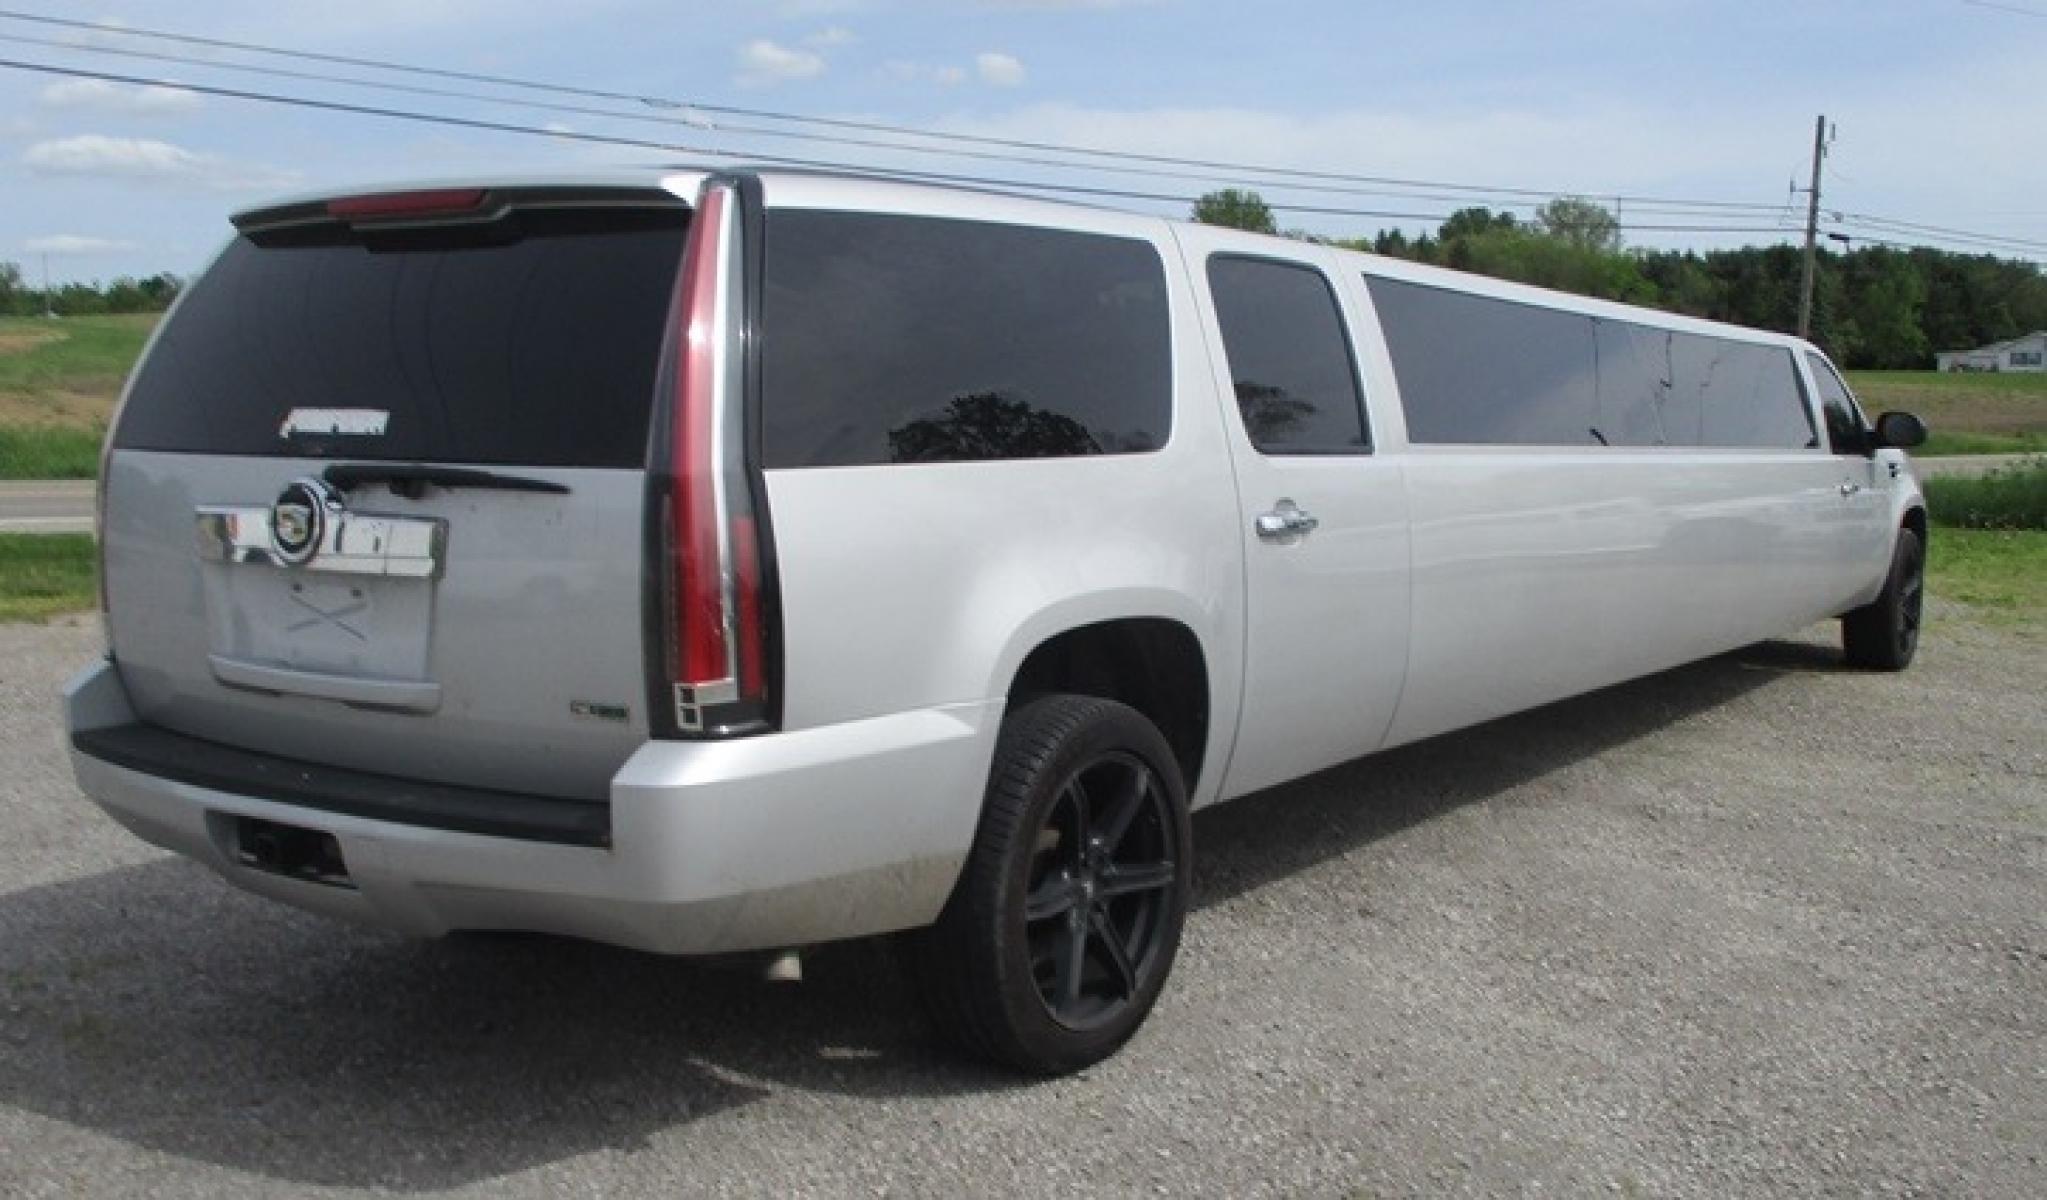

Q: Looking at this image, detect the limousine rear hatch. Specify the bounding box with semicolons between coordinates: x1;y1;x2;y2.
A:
90;180;723;815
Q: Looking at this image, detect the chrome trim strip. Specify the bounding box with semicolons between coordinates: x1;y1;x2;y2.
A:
209;655;443;713
195;504;445;579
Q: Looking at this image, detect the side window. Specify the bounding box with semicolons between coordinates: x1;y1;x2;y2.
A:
1804;353;1867;453
760;212;1172;468
1206;256;1369;454
1366;275;1598;446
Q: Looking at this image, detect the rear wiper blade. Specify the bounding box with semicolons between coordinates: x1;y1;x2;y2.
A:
321;463;571;498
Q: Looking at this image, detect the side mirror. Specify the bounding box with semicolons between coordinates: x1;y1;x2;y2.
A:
1873;411;1927;450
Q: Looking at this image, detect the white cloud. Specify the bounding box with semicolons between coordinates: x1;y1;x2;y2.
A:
24;234;137;254
805;26;857;47
735;39;826;87
975;52;1027;87
38;79;202;116
22;134;299;191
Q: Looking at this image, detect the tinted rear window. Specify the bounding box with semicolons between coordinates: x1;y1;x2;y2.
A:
115;207;687;467
760;211;1171;467
1368;275;1815;450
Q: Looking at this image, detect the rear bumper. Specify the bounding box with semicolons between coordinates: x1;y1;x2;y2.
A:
65;659;998;954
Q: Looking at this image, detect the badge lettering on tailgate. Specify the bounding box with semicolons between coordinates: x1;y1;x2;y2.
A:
570;701;631;723
280;408;390;438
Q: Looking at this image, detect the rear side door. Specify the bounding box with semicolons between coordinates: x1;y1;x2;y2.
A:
1174;229;1411;800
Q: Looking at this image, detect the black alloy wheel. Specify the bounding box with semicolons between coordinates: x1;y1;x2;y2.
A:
1843;526;1924;671
913;694;1193;1074
1022;749;1179;1030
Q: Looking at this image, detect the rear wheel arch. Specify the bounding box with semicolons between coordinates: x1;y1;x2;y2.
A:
1002;616;1211;801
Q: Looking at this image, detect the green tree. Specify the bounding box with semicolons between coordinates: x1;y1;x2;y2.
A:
1438;206;1517;242
1192;189;1276;235
1535;197;1622;253
0;261;22;315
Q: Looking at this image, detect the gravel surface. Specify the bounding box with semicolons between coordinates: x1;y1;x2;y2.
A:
2;611;2042;1198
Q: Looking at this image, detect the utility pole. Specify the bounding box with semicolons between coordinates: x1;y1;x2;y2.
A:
41;251;54;319
1796;114;1829;340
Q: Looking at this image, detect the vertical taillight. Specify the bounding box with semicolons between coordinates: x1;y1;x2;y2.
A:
655;180;773;737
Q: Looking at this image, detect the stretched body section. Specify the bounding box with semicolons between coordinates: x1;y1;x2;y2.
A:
66;166;1926;1072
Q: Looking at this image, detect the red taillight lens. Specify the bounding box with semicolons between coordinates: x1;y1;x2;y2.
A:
325;188;487;221
659;182;772;736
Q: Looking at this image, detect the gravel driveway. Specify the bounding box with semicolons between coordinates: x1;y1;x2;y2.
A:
2;612;2041;1198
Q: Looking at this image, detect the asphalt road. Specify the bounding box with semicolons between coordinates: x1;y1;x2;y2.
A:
2;614;2042;1197
0;480;92;534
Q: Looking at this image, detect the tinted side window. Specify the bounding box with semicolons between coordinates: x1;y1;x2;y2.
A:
1370;275;1816;450
760;212;1170;467
1367;276;1598;446
1596;323;1817;449
1206;257;1368;454
116;209;687;467
1805;353;1867;452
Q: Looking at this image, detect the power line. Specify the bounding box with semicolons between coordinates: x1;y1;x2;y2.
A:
0;56;1805;239
1959;0;2047;18
1832;212;2047;255
2;51;2030;258
0;29;1784;219
0;7;1795;217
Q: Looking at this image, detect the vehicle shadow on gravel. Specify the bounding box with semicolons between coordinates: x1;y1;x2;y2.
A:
0;638;1828;1190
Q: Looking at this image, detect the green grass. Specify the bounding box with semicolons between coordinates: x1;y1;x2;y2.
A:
0;425;102;479
0;533;96;622
1924;460;2047;531
1848;369;2047;451
1926;528;2047;627
1917;429;2047;457
0;314;155;408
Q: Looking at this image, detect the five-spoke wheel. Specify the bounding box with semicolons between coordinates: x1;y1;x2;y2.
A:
913;694;1192;1074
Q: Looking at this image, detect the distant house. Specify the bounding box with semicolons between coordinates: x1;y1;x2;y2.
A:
1936;331;2047;373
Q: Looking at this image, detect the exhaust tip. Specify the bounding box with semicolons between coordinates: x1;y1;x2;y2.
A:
762;949;803;984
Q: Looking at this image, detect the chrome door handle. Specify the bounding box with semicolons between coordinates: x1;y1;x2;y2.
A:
1255;500;1319;540
1839;482;1862;496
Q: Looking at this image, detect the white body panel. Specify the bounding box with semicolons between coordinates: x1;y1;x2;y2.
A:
67;167;1924;954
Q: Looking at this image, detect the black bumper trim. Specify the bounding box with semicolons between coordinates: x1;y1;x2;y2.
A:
72;722;611;848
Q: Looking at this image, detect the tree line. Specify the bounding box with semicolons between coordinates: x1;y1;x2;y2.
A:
1193;189;2047;370
0;262;182;318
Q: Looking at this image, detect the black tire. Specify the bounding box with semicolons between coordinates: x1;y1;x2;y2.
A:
913;694;1193;1074
1843;527;1925;671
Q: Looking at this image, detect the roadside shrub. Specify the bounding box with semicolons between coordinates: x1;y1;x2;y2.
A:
1924;459;2047;530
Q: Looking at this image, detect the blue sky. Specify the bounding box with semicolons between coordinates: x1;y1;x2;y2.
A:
3;0;2044;284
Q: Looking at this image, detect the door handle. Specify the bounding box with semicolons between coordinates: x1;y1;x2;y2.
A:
1255;500;1319;540
1839;481;1863;496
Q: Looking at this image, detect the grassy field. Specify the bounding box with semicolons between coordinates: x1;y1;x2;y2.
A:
1848;369;2047;455
1925;528;2047;629
0;534;96;622
0;314;156;428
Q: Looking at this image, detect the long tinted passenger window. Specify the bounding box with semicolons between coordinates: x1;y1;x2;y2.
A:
1206;257;1368;454
116;209;688;467
1367;276;1598;446
1598;323;1817;449
1369;275;1817;450
760;212;1170;467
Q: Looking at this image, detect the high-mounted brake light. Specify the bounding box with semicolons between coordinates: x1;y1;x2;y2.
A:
657;181;772;736
325;188;488;221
